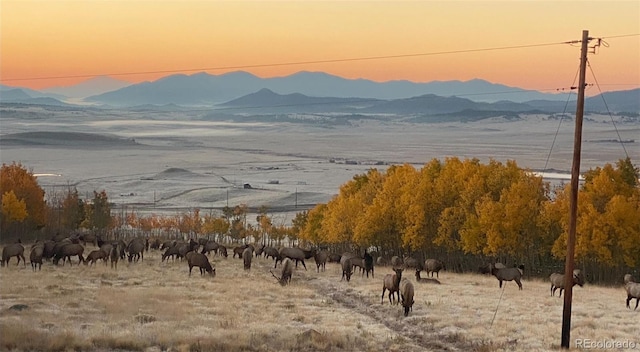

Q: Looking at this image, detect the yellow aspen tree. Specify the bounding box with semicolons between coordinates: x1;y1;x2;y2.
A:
480;174;548;259
604;195;640;267
434;157;488;251
404;159;444;250
0;162;46;233
353;165;410;247
299;205;328;244
322;169;383;244
1;190;28;225
552;159;640;266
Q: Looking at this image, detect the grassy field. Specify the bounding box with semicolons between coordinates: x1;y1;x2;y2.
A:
1;245;638;352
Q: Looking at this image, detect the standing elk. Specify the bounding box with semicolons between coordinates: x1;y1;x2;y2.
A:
110;244;120;269
314;250;328;272
53;243;85;266
1;243;26;267
549;269;585;297
624;274;640;310
242;247;252;270
276;247;307;270
492;264;525;290
424;258;446;278
29;243;44;271
364;250;374;278
381;268;403;305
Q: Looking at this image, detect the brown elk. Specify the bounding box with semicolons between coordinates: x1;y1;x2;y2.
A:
271;258;293;286
85;249;108;267
2;243;26;267
53;243;85;266
187;252;215;277
242;247;252;270
381;268;403;305
29;243;44;271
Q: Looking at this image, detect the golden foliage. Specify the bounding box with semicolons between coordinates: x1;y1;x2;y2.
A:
1;190;28;223
0;162;46;233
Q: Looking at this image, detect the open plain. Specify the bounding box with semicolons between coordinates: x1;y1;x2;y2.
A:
1;105;637;224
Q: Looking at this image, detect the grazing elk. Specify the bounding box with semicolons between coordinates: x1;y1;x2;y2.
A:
186;252;215;277
162;244;182;262
400;278;415;316
127;238;145;263
217;246;228;258
271;258;294;286
85;249;108;267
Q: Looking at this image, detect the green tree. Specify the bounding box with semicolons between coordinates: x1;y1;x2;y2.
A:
81;190;111;232
61;187;85;231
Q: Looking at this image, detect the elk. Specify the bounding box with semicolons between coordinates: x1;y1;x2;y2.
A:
381;268;403;305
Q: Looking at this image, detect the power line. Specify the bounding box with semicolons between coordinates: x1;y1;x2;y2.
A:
0;39;604;83
587;60;630;159
4;33;638;84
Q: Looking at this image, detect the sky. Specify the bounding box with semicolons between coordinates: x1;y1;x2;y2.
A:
1;1;639;93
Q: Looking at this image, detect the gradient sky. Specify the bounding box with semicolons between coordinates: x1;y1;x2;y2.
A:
2;1;639;92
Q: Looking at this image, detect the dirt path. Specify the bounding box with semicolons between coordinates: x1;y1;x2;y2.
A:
288;265;480;352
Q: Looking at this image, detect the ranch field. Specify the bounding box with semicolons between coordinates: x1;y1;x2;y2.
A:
0;246;638;352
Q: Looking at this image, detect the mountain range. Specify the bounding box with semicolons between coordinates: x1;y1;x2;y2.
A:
84;71;575;106
1;71;638;114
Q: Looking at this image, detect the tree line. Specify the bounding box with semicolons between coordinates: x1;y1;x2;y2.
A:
293;157;639;283
1;158;638;283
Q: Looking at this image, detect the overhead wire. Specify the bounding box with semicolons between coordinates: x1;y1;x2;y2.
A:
1;33;636;171
2;33;638;83
543;67;581;173
587;60;631;159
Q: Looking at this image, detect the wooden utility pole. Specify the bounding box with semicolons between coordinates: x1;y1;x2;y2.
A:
561;29;589;349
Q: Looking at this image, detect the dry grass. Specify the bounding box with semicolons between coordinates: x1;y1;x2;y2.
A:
1;247;638;352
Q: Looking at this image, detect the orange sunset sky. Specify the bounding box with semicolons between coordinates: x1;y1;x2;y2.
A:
1;1;639;92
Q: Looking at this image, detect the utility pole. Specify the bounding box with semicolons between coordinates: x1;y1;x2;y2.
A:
561;29;589;349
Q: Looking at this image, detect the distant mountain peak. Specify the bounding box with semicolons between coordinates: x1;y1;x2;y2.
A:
42;75;132;99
